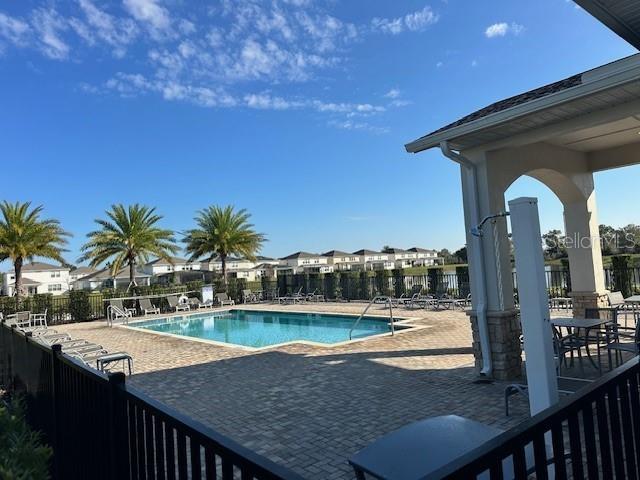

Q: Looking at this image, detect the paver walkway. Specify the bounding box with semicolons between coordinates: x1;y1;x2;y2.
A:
58;303;531;479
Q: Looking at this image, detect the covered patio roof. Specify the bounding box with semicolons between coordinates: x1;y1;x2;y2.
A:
575;0;640;49
405;54;640;163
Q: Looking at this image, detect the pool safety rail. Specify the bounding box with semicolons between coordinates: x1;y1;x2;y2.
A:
0;320;304;480
349;295;395;340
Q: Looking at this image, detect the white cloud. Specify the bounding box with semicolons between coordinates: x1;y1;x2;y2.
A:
77;0;138;55
31;8;70;59
384;88;400;99
328;119;389;134
245;93;302;110
0;2;430;133
0;12;30;46
485;22;524;38
372;6;438;35
123;0;170;33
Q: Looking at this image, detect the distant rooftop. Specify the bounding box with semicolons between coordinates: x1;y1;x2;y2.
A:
81;267;151;281
8;261;67;273
322;250;354;257
352;249;383;256
281;251;321;260
146;256;190;266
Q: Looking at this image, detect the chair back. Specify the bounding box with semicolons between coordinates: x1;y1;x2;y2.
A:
216;293;229;301
110;299;125;310
166;295;178;308
608;291;626;307
139;298;153;310
242;290;252;300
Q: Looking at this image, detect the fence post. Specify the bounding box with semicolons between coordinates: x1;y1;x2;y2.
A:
107;371;129;480
50;343;62;480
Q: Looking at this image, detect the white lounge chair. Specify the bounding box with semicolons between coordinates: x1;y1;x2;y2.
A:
167;295;190;312
139;298;160;315
216;293;235;307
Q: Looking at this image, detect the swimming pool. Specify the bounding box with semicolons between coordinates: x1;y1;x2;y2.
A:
130;310;405;348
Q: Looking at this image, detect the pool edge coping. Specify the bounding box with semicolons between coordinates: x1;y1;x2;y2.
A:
118;307;430;352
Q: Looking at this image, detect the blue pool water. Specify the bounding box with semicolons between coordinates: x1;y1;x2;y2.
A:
131;310;400;348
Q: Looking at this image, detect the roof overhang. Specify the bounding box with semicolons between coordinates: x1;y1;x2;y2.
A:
405;54;640;154
575;0;640;50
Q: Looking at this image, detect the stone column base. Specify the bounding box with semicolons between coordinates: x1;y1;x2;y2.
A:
569;291;609;318
468;309;522;381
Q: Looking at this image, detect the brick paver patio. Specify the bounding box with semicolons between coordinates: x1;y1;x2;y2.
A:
58;303;533;479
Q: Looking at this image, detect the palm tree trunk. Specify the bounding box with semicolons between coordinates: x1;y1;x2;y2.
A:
14;257;23;298
128;258;137;291
221;254;227;286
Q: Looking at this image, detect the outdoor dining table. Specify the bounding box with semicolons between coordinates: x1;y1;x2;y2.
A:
551;317;611;371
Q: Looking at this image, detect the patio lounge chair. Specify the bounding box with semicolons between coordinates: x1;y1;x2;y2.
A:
349;415;554;479
279;287;304;304
110;299;136;316
306;289;325;302
242;289;257;304
139;298;160;315
390;285;423;307
167;295;190;312
216;293;235;307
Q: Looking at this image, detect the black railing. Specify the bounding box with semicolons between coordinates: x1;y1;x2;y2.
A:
0;322;303;480
276;272;468;301
424;356;640;479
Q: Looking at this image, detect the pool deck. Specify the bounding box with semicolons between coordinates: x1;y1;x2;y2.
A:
57;303;533;479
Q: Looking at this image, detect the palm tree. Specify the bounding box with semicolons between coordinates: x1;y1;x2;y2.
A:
0;201;71;298
183;205;266;283
79;204;178;289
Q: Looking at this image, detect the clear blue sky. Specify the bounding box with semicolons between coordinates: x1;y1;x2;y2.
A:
0;0;638;267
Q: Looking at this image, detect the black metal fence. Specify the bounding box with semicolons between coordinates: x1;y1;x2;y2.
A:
0;321;303;480
424;356;640;479
276;271;470;302
1;266;639;323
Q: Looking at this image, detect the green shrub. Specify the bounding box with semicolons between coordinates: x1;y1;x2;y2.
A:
68;290;92;322
0;396;52;480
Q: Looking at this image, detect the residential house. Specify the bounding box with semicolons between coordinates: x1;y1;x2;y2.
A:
322;250;362;271
278;252;333;274
74;267;152;291
69;266;98;289
381;248;416;269
408;247;442;266
142;257;201;276
252;263;278;279
352;250;395;271
1;262;70;296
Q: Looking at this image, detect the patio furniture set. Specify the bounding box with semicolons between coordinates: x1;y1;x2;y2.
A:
106;293;236;325
387;285;471;311
1;310;133;375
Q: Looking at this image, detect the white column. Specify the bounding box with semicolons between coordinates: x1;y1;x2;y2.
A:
509;197;559;415
563;190;606;293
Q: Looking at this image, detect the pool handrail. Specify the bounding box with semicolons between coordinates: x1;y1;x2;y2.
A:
349;296;394;340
